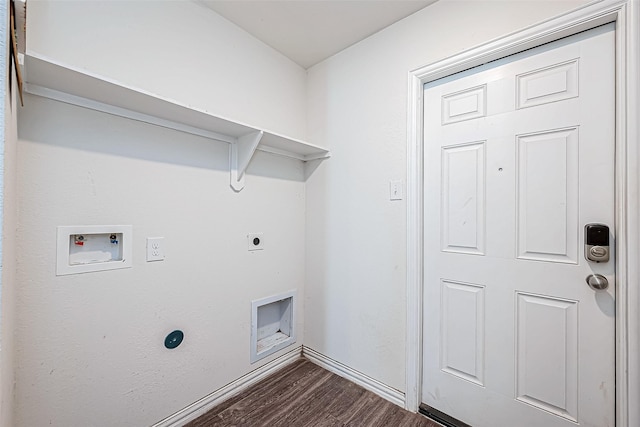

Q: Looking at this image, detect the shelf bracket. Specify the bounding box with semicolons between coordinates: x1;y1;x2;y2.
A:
230;130;263;192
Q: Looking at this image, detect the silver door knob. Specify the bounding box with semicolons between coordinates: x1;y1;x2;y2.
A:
586;274;609;290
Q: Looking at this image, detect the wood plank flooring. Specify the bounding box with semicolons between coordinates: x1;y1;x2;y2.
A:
185;358;440;427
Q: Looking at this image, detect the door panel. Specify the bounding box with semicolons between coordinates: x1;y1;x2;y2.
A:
422;24;615;427
440;280;485;386
516;128;579;263
516;59;579;108
515;292;578;421
441;142;486;254
442;85;487;124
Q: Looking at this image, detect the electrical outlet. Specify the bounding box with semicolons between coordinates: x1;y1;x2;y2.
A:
147;237;165;262
247;233;264;251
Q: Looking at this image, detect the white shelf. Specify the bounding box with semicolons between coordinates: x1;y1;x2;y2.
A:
23;52;330;191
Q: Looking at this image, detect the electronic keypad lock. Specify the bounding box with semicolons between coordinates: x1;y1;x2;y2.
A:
585;223;610;263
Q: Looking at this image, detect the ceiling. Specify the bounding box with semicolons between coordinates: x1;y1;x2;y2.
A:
199;0;436;69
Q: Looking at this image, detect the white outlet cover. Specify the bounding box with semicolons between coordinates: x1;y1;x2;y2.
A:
146;237;165;262
247;233;264;251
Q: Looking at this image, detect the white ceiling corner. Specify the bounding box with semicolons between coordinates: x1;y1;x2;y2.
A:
199;0;435;69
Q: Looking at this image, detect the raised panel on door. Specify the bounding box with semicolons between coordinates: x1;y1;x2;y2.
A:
440;280;485;386
516;59;579;109
442;85;487;125
441;142;486;255
516;292;578;421
516;127;579;263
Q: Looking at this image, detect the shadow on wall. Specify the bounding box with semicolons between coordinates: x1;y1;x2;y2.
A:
18;94;305;183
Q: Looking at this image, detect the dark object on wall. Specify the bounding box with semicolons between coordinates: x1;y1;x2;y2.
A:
9;0;23;106
164;330;184;349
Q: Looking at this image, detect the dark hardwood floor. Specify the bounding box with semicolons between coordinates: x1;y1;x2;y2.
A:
185;358;440;427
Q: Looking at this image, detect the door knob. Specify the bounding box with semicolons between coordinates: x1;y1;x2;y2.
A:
586;274;609;291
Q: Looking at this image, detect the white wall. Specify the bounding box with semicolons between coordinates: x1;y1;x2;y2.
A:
1;0;18;424
15;1;309;426
0;77;17;427
27;0;308;141
16;95;306;427
305;0;589;393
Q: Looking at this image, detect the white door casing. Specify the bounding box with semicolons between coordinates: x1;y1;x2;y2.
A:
421;24;614;427
405;3;640;426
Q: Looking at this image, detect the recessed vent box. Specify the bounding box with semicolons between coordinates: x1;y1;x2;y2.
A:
251;291;296;363
56;225;132;275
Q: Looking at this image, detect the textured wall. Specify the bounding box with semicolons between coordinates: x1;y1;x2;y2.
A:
16;95;306;426
1;0;18;424
305;0;589;392
14;1;311;425
26;0;308;141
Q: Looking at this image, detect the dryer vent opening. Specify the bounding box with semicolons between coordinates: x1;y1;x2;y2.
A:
250;291;296;363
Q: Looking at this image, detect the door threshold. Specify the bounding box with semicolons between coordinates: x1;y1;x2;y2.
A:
419;404;472;427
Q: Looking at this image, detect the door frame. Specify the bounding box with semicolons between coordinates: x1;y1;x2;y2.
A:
405;1;640;426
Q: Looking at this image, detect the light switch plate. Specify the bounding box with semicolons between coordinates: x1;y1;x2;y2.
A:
390;180;403;201
147;237;165;262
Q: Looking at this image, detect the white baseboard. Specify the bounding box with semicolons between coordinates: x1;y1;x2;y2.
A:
152;346;302;427
302;346;405;408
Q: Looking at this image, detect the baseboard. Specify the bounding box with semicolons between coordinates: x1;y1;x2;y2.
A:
302;346;405;408
152;346;303;427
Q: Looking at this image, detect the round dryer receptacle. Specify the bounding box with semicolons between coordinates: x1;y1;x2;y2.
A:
164;330;184;349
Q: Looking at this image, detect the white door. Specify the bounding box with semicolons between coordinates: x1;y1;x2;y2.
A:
421;24;615;427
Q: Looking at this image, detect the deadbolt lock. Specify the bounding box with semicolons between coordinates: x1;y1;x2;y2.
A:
585;224;610;263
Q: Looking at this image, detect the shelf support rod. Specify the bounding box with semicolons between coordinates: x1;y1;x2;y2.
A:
230;130;263;192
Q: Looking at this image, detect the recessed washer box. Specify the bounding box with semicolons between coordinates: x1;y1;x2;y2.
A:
56;225;132;275
251;290;296;363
